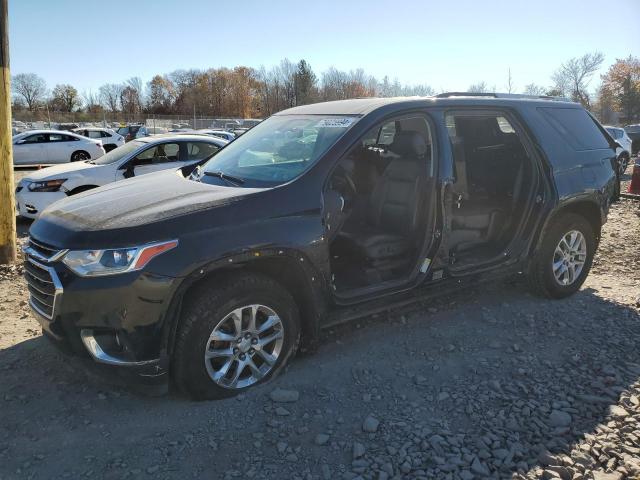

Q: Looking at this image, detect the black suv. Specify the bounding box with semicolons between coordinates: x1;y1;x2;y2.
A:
25;94;618;399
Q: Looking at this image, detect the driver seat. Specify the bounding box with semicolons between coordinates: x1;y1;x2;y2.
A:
338;131;428;263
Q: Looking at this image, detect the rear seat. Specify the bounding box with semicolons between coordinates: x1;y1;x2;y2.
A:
449;136;506;252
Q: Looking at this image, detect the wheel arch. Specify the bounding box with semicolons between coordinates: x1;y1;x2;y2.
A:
70;149;91;161
162;251;329;360
66;184;99;196
532;199;603;257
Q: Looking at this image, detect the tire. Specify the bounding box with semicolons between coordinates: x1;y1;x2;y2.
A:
71;150;90;162
173;273;301;400
528;213;597;299
619;154;629;174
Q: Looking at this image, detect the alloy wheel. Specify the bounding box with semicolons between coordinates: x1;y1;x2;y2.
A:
552;230;587;286
204;304;284;389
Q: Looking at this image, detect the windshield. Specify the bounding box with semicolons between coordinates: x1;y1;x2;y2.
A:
198;114;357;187
91;140;144;165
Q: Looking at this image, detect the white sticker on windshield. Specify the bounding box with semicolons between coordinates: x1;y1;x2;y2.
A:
315;118;355;128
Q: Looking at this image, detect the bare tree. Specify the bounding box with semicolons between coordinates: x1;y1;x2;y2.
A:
12;73;47;111
82;90;103;113
523;83;548;96
506;68;515;94
99;83;123;112
552;52;604;107
126;77;144;110
468;81;489;93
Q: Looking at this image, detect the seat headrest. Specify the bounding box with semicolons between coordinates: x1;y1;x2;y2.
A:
389;131;428;157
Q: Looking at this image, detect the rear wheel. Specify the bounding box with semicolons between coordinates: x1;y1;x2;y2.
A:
70;150;90;162
619;153;629;174
528;213;597;299
173;273;300;400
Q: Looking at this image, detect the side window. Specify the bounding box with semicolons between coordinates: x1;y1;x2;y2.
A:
497;116;515;133
48;134;64;142
101;131;112;138
132;143;181;165
76;130;88;137
377;122;396;145
446;112;529;198
539;107;610;151
21;134;48;144
186;142;220;161
341;115;433;179
87;130;103;139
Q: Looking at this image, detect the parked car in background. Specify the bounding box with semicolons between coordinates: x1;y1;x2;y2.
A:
15;134;227;219
624;124;640;155
604;126;632;173
195;129;236;141
24;95;617;399
147;126;169;135
57;123;80;132
116;124;148;142
231;128;249;136
12;130;105;166
73;127;125;152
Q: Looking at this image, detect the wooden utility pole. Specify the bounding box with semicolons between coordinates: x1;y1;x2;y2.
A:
0;0;16;264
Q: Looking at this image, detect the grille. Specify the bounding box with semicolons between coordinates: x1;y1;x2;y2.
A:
27;238;62;261
23;237;64;320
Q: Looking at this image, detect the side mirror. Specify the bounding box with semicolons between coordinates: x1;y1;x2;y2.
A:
614;140;623;149
15;139;26;145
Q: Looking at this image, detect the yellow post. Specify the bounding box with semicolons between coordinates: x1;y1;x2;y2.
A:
0;0;16;264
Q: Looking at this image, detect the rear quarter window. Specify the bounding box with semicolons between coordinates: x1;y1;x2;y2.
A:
538;107;610;151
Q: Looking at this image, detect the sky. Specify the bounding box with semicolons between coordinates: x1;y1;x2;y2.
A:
7;0;640;95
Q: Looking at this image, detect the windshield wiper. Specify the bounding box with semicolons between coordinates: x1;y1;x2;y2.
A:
203;170;245;186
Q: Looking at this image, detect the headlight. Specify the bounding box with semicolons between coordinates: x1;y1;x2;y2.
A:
28;179;67;192
62;240;178;277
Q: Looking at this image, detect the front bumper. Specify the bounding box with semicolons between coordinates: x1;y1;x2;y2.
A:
24;242;178;387
15;189;66;219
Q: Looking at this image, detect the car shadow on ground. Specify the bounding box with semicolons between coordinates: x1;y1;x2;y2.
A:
0;280;638;478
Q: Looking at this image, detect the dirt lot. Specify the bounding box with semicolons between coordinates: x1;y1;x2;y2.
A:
0;168;639;480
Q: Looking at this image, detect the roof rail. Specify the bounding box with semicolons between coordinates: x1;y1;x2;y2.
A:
436;92;572;102
436;92;497;98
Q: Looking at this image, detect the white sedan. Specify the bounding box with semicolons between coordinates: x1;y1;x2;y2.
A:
15;134;227;218
195;129;236;141
12;130;105;166
73;127;125;152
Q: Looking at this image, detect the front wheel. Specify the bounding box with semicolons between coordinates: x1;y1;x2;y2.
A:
173;273;301;400
528;213;597;299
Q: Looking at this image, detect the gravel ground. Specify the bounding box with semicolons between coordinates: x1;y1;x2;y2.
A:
0;167;639;480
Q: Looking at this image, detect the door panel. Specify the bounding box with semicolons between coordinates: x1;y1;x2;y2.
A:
46;134;77;163
117;142;182;179
13;134;48;165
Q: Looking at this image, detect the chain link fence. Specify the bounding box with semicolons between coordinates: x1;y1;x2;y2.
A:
12;111;263;132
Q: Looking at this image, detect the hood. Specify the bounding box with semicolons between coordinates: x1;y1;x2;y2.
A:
35;169;264;233
20;161;104;182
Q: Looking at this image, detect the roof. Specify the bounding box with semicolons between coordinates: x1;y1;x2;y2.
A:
276;95;580;116
15;129;81;136
141;133;229;144
14;129;87;138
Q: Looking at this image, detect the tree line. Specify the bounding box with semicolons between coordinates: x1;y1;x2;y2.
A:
10;54;640;124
